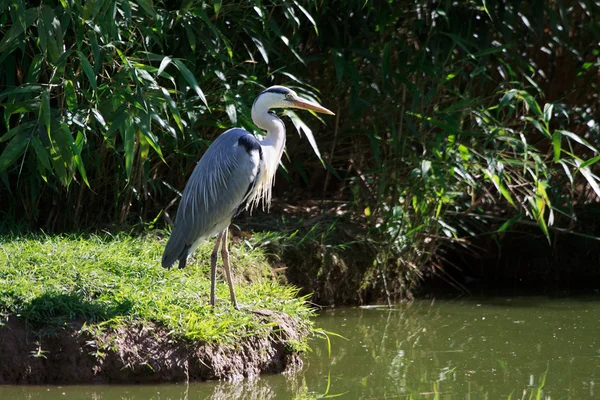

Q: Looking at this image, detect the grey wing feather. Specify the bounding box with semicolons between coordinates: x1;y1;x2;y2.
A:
162;128;261;268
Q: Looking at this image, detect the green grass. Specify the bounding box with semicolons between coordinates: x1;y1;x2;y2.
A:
0;232;314;345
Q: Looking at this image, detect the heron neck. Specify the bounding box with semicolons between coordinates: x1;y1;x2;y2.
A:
252;110;286;159
249;109;287;210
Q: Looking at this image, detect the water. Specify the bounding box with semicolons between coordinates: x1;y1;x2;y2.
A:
2;297;599;399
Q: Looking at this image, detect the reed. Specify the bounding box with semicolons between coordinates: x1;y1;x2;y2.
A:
1;1;598;298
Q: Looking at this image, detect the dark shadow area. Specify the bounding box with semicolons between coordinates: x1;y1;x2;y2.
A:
18;292;134;331
421;219;600;299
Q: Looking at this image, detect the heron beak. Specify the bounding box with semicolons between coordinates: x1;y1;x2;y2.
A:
289;97;335;115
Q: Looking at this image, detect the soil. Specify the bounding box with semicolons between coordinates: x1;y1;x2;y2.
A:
0;310;304;384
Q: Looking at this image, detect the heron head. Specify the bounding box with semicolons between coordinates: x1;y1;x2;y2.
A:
254;85;335;115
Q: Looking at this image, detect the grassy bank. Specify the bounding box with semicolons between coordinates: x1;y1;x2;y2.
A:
0;232;314;383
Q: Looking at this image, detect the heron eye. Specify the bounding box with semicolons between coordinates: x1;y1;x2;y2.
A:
285;94;294;100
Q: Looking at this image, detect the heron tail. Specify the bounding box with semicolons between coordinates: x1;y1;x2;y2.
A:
161;227;189;269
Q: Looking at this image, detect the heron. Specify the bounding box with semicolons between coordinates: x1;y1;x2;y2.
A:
161;85;334;308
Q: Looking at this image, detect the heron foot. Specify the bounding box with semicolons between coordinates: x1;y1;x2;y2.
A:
208;296;240;310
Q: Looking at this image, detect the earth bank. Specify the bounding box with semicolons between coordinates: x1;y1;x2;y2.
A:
0;310;304;384
0;234;312;384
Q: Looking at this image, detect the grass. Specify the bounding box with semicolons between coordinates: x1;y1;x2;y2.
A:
0;232;315;345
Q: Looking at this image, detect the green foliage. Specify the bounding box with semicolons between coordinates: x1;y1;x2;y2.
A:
0;232;314;343
297;0;600;298
1;0;600;300
0;0;324;228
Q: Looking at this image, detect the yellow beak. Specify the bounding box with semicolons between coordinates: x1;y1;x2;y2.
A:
289;97;335;115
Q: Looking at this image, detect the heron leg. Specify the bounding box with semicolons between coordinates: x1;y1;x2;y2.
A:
210;232;224;306
220;228;238;309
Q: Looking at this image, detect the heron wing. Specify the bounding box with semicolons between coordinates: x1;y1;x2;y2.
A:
162;128;262;268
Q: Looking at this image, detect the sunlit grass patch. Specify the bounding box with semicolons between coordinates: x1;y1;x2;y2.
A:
0;233;314;345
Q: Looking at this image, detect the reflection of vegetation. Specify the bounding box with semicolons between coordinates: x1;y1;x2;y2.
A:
523;364;548;400
305;301;598;398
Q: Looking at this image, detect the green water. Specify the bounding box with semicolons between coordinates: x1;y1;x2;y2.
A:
2;297;600;399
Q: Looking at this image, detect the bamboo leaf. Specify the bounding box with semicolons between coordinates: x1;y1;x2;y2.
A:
66;127;90;187
157;56;172;77
286;110;323;165
27;54;44;83
115;47;132;69
124;120;135;181
90;32;101;74
217;30;234;59
577;160;600;199
121;0;132;21
91;108;106;128
82;0;94;20
0;8;37;53
536;208;550;243
536;180;550;206
3;101;40;114
552;130;561;162
472;45;509;57
251;37;269;64
64;80;77;110
107;108;129;136
184;24;197;52
56;49;73;66
381;41;392;81
332;50;345;82
558;160;574;185
516;90;542;115
171;59;207;107
160;88;183;134
499;89;518;108
138;128;150;161
458;144;469;161
138;119;165;162
293;1;317;33
213;0;222;14
525;116;551;139
543;103;553;124
150;113;175;137
136;0;156;17
0;85;44;100
225;101;237;126
40;5;61;62
559;130;598;152
490;173;516;208
76;50;97;91
40;90;52;138
31;135;52;175
0;129;30;172
498;213;523;232
49;124;75;187
0;121;34;143
579;155;600;169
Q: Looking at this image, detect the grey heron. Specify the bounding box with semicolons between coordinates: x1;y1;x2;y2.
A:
162;85;334;308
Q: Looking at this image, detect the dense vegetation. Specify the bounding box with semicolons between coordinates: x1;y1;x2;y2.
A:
1;0;599;301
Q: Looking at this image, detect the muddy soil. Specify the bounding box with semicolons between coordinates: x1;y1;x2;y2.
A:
0;310;304;384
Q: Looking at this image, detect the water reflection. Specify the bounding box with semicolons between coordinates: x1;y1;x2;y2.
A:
0;373;311;400
308;298;600;398
2;297;600;399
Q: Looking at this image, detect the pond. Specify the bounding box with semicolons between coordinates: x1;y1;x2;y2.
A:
2;296;599;399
